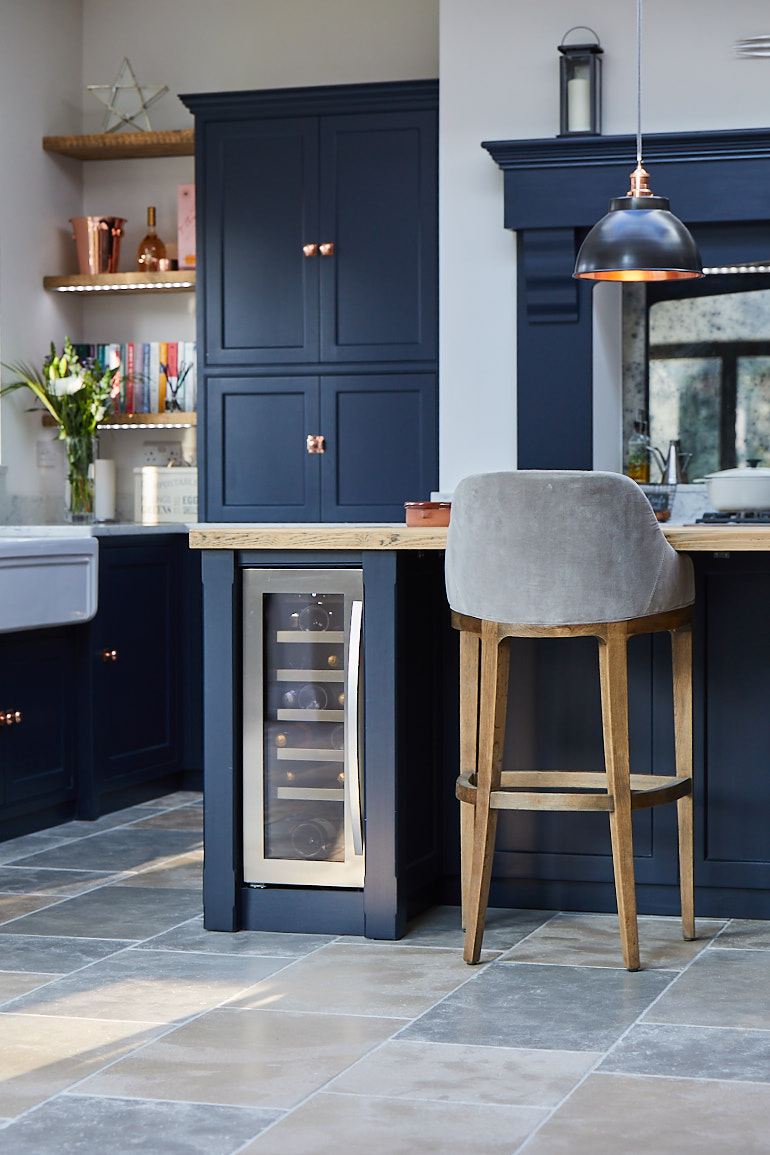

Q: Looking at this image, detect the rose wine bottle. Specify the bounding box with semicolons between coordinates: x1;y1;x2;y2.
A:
137;206;167;271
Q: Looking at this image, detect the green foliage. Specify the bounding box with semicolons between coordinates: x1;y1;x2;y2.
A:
1;337;117;439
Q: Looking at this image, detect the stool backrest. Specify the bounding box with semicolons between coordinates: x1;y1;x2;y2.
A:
445;471;694;626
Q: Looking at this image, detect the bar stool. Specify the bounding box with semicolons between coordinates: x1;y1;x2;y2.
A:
446;470;695;971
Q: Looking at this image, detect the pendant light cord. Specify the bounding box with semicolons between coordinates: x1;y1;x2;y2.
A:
636;0;643;168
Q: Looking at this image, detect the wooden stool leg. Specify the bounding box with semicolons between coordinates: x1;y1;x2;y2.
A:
464;625;510;964
672;623;695;941
459;630;480;931
599;627;640;971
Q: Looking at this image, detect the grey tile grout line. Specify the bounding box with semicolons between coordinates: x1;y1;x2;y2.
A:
512;921;734;1153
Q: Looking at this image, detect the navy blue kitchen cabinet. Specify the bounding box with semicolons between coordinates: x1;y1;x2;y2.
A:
204;373;436;522
0;627;79;839
77;535;203;819
182;81;438;523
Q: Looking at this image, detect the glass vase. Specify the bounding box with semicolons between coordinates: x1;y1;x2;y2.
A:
64;434;95;524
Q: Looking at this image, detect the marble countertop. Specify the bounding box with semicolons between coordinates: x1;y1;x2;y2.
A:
0;522;193;538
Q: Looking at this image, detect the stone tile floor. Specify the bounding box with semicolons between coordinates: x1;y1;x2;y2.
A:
1;791;769;1153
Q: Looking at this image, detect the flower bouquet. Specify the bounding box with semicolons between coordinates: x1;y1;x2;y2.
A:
1;338;117;521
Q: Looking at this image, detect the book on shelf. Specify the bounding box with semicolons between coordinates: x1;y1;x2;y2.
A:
80;339;196;414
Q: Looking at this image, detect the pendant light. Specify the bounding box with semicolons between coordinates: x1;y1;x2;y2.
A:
574;0;702;281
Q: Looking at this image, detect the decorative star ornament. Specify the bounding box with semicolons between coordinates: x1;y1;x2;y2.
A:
87;58;168;133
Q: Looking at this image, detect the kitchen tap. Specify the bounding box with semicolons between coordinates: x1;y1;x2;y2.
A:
648;439;692;485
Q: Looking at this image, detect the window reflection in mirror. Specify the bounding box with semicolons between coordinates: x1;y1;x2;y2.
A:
623;279;770;481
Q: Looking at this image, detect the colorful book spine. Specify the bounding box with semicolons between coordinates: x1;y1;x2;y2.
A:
141;343;151;412
125;342;135;413
158;342;168;413
149;342;160;413
167;342;178;409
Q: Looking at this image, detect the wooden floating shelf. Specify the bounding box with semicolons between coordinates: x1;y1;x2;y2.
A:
43;271;196;294
43;128;194;161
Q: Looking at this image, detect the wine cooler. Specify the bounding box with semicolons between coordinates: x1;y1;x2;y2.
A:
242;569;365;887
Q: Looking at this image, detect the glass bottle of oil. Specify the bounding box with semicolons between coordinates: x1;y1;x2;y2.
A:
627;410;650;483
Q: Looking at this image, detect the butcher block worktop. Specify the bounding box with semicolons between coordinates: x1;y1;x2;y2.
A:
189;522;770;552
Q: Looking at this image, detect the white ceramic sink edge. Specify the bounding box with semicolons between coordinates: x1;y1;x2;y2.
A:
0;536;99;632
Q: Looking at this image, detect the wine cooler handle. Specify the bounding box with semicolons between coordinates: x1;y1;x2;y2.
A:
346;598;364;856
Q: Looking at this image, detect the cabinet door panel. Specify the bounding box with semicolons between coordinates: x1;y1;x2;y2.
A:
206;377;320;521
204;118;319;364
93;544;179;785
0;630;76;807
320;374;437;521
319;111;437;363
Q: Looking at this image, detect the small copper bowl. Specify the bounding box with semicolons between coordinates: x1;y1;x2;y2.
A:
404;501;451;527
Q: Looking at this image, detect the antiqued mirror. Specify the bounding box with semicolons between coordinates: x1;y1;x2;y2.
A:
623;277;770;481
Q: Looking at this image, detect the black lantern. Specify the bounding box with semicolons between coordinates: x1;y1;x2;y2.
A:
558;26;603;136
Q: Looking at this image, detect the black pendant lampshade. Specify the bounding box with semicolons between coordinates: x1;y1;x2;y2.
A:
573;0;703;282
574;163;703;281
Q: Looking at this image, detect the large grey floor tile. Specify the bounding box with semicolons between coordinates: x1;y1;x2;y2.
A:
137;915;335;957
502;913;724;970
0;1093;278;1154
0;933;131;974
600;1022;770;1082
0;895;59;924
712;919;770;950
328;1039;598;1105
0;831;74;865
0;865;121;897
0;885;201;940
523;1072;770;1154
13;828;202;872
0;1014;163;1117
642;948;770;1029
0;970;58;1003
401;961;673;1051
240;1091;545;1154
226;942;477;1018
339;905;555;951
1;948;292;1023
78;1007;404;1109
115;852;203;890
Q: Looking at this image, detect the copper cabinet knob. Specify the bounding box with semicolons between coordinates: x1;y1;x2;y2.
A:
0;710;21;726
302;243;318;257
306;434;326;454
319;242;335;256
102;649;118;662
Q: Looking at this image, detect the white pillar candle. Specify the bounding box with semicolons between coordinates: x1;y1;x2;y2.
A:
567;77;591;132
94;459;116;522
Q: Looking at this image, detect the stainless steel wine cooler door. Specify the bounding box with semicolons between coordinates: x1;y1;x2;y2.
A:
242;569;365;886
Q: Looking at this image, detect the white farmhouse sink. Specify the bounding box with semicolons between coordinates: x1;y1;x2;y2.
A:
0;536;98;632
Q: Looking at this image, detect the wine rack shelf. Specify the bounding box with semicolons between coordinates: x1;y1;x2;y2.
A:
277;787;345;802
276;748;344;762
276;709;345;722
276;630;345;644
275;668;343;682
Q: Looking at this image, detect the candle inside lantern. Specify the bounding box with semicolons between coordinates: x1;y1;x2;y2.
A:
567;76;591;132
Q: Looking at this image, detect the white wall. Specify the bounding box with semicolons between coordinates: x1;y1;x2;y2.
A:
438;0;770;489
0;0;84;518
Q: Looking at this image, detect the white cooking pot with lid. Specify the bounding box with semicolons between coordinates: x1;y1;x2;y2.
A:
704;462;770;511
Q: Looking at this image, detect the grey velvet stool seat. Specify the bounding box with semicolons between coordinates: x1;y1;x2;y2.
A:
445;470;696;971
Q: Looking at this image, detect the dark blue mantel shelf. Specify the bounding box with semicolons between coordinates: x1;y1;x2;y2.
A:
481;127;770;470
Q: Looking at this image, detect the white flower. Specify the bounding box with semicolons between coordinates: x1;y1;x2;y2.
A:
51;375;85;396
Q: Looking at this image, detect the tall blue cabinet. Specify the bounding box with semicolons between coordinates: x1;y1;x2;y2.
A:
182;81;438;522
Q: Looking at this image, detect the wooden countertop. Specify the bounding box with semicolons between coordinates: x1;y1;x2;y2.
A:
189;522;770;552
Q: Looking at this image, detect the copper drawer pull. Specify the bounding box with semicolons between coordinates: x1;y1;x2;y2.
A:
319;242;335;256
302;243;318;257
